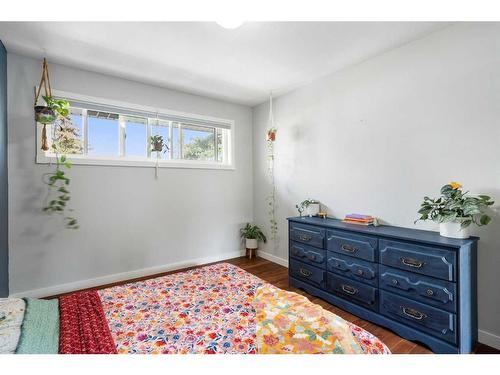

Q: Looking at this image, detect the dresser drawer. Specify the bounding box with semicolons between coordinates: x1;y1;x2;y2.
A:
327;252;378;287
379;265;456;312
289;259;326;288
380;290;457;344
290;241;326;268
326;229;377;262
327;273;378;311
290;223;325;249
379;240;456;281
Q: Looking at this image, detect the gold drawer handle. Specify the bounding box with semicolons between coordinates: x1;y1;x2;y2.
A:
299;268;312;277
402;307;427;320
341;284;358;295
299;234;312;242
341;244;357;253
401;257;425;268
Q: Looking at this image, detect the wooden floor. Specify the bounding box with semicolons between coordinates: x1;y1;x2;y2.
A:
47;256;499;354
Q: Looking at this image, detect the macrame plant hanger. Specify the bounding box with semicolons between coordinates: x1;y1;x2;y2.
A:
267;92;278;247
34;58;53;151
155;112;160;179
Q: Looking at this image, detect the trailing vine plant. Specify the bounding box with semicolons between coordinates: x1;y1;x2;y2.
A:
34;58;82;229
266;93;278;244
42;154;78;229
42;116;83;229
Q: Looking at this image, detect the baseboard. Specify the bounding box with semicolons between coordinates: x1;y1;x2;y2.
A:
257;250;288;267
479;329;500;350
9;250;245;299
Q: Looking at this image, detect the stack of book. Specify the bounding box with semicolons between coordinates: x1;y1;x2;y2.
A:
342;214;374;226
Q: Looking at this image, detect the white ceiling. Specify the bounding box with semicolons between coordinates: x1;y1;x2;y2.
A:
0;22;449;106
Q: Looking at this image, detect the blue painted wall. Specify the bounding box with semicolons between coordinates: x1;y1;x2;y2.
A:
0;41;7;297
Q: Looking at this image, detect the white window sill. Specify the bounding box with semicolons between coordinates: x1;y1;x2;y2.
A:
36;153;235;170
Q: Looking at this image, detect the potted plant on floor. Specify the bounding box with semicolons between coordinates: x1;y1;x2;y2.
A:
415;182;494;238
240;223;267;256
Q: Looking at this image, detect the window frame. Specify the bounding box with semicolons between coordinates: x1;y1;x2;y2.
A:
35;89;235;170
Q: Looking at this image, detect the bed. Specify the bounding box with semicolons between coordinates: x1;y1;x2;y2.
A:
1;263;390;354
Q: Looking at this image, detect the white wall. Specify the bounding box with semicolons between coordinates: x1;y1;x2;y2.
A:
8;53;253;296
252;23;500;347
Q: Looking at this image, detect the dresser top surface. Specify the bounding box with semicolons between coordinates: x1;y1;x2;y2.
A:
288;216;478;248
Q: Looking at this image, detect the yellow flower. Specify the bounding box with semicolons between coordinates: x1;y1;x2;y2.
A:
450;182;462;190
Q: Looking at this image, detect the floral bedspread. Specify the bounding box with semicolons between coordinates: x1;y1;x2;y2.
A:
98;263;389;354
99;263;264;353
255;286;389;354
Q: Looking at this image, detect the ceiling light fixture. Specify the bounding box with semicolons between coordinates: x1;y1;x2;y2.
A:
216;20;244;29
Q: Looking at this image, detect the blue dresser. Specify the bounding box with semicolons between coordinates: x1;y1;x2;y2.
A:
287;216;478;354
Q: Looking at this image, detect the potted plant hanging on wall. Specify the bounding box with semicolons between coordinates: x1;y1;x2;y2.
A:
415;182;494;239
266;93;278;245
35;58;82;229
151;135;164;153
150;134;170;179
34;58;71;150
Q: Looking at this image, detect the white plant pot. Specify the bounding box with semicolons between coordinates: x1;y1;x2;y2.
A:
245;238;258;249
439;221;470;239
305;203;320;217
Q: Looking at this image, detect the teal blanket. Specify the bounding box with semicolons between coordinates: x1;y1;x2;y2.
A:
16;298;59;354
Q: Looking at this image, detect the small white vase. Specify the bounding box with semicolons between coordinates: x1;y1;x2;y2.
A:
439;221;470;239
245;238;258;249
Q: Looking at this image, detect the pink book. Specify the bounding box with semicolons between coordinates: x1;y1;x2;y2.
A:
346;213;373;220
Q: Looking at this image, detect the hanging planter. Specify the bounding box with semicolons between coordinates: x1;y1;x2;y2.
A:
267;128;277;142
34;58;71;151
34;105;57;125
266;93;278;243
34;58;81;229
34;58;54;151
150;133;170;179
151;135;164;152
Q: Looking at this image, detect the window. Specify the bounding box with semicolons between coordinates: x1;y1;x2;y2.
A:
123;116;148;158
181;124;215;161
37;90;234;169
87;111;119;157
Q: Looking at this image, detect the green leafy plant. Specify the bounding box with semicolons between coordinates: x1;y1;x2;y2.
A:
42;154;78;229
296;199;319;216
416;182;494;228
150;135;170;153
240;223;267;242
267;127;278;241
42;113;82;229
43;96;71;118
